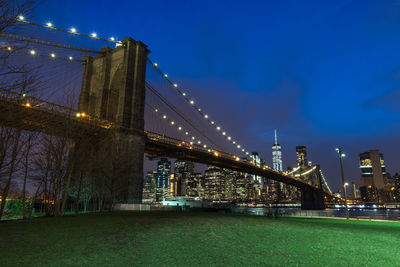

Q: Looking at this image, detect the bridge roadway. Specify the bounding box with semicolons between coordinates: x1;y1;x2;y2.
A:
0;90;336;199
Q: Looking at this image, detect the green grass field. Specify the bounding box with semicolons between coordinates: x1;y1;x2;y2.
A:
0;211;399;266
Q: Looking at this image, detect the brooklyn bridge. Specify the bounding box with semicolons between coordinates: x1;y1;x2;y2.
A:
0;17;338;210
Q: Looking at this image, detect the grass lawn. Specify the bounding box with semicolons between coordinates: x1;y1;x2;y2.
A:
1;211;399;266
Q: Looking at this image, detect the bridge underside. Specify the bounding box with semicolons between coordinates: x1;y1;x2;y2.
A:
0;96;110;138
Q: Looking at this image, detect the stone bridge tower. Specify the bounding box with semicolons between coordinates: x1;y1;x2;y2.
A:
76;38;150;204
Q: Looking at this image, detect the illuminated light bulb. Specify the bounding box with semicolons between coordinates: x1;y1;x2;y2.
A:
91;33;97;38
154;63;158;67
163;115;167;119
51;53;55;58
46;22;53;27
236;157;240;161
190;100;194;105
70;28;77;33
233;141;236;144
197;141;201;144
154;109;158;112
173;83;178;87
237;145;241;148
216;126;221;131
246;152;249;155
18;15;24;21
203;145;207;148
192;136;195;140
76;113;81;117
198;108;201;111
222;132;226;135
208;149;211;152
171;121;175;125
69;56;73;60
178;126;182;130
81;113;86;117
30;50;36;55
190;142;193;145
204;115;208;119
164;74;168;78
110;37;115;41
7;47;11;51
242;149;245;152
182;92;186;96
185;132;189;135
211;121;215;125
227;136;231;140
22;93;26;97
25;103;31;107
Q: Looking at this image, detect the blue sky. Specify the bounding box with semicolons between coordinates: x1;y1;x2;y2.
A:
34;0;400;191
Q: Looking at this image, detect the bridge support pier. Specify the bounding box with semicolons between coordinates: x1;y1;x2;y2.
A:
301;188;325;210
75;37;150;205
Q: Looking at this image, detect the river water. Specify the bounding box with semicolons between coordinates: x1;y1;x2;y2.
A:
231;207;400;221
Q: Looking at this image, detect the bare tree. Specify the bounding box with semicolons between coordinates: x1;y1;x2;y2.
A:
0;128;22;220
21;132;36;219
33;135;69;216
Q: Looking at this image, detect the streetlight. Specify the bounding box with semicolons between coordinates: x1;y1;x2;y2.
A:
336;148;349;219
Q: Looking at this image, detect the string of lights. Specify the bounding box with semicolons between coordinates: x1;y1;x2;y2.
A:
147;58;250;157
15;16;120;44
1;46;82;62
146;81;223;150
145;103;230;155
0;33;100;54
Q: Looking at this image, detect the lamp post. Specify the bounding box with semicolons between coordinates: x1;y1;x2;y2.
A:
336;147;349;219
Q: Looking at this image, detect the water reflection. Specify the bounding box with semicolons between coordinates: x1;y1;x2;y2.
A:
232;207;400;221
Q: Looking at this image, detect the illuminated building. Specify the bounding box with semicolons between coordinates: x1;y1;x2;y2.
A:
224;169;236;201
358;150;387;202
173;160;196;196
272;129;283;171
296;146;308;167
186;172;202;197
143;171;156;203
156;158;171;201
234;172;247;201
204;166;225;200
250;152;263;184
195;173;205;198
169;174;179;197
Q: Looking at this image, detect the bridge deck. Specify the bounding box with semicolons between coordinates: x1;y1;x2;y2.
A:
0;90;336;198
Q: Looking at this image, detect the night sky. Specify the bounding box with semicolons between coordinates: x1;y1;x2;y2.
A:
34;0;400;192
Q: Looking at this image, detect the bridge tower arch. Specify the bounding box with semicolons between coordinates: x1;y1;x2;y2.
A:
76;38;150;204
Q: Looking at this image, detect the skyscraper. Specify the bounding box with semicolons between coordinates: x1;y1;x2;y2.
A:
296;146;308;167
174;160;196;196
359;150;387;202
204;166;226;200
250;152;263;184
272;129;283;171
156;158;171;201
143;171;157;203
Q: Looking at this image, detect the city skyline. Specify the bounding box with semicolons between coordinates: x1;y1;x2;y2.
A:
33;0;400;191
